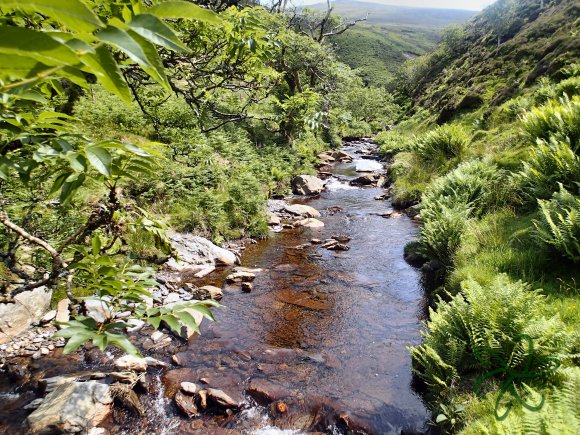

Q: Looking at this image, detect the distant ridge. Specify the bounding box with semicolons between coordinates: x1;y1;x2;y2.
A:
305;0;475;27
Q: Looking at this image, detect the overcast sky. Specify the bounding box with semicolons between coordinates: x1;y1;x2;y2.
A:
295;0;497;10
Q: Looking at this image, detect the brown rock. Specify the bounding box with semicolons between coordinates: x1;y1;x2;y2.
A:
241;282;252;293
206;388;242;409
175;390;199;418
247;378;290;406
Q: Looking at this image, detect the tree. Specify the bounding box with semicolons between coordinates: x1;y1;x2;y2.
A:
0;0;222;355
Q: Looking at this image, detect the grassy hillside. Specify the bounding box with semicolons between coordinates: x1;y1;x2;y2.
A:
307;1;475;87
381;0;580;432
332;23;439;87
408;0;580;122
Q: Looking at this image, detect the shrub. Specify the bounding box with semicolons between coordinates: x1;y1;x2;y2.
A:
376;131;412;157
461;367;580;435
414;124;470;165
419;198;471;268
554;76;580;99
534;185;580;263
517;137;580;204
410;275;573;398
521;95;580;151
418;160;510;267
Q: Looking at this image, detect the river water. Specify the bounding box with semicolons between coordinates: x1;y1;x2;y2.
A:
0;143;429;434
154;143;430;433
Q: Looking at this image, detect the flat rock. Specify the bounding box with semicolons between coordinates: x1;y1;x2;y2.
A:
206;388;242;409
181;382;198;395
296;218;325;229
184;284;223;301
26;381;112;434
114;355;147;372
266;211;281;226
226;271;256;284
284;204;321;218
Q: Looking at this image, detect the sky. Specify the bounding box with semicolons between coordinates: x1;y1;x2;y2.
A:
295;0;497;11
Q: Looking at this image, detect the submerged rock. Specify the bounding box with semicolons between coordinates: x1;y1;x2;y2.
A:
291;175;326;196
26;381;112;434
247;378;290;406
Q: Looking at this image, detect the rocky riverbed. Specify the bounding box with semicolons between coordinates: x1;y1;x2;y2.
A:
0;139;430;434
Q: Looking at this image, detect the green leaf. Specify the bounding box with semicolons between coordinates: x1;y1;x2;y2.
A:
128;14;189;52
91;235;101;255
147;316;161;329
0;54;49;80
92;334;108;352
148;1;220;24
85;146;112;177
436;414;448;424
2;0;104;33
105;332;140;356
0;26;79;67
80;45;131;102
160;314;181;334
63;330;95;354
96;25;170;91
176;310;199;333
189;303;216;321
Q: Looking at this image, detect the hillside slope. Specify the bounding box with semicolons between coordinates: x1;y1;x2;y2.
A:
410;0;580;123
307;1;474;87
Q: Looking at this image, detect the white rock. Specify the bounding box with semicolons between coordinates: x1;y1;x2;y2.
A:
181;382;198;395
114;355;147;372
296;218;325;228
284;204;321;218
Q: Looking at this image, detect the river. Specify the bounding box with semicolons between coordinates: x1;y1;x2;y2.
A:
0;142;430;434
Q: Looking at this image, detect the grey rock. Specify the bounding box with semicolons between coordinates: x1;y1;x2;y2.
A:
26;381;112;434
284;204;321;218
0;287;52;345
291;175;326;196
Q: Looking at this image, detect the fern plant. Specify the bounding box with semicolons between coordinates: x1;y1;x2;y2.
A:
414;124;470;166
517;137;580;204
521;95;580;152
410;275;574;400
534;185;580;263
418;160;510;267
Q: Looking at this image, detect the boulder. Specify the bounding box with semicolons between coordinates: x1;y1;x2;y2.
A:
26;381;112;434
349;174;376;186
296;218;325;229
266;211;281;226
291;175;326;196
0;286;52;345
181;382;198;395
55;298;70;324
164;233;238;272
284;204;321;218
317;152;335;164
241;282;253;293
332;150;353;162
